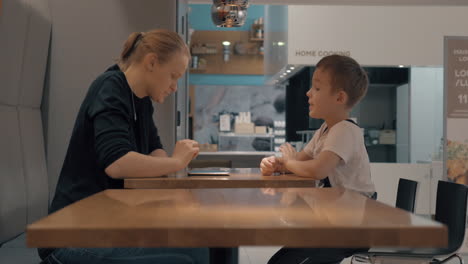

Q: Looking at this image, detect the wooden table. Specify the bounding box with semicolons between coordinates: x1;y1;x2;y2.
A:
124;168;316;189
27;187;447;249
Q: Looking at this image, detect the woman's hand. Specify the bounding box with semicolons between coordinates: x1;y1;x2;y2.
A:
172;139;200;170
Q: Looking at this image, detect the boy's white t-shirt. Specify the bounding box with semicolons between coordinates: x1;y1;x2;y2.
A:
303;120;376;196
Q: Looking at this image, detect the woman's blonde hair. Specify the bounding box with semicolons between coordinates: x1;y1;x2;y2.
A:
118;29;190;71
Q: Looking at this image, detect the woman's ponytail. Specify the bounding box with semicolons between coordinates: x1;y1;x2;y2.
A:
118;29;189;71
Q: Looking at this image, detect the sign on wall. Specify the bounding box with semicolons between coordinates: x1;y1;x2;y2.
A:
288;6;468;66
445;36;468;185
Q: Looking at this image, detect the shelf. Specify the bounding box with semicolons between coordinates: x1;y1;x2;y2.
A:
249;38;264;42
189;31;264;75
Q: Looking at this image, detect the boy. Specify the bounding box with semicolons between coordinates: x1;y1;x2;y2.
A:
260;54;376;264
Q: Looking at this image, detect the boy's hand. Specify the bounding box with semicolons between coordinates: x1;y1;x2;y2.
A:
279;143;297;165
260;156;277;176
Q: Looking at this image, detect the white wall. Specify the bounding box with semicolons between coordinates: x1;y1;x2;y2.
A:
44;0;178;201
410;67;444;163
370;163;432;215
287;6;468;67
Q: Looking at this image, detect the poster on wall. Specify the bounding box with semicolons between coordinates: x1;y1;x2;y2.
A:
445;36;468;185
445;36;468;255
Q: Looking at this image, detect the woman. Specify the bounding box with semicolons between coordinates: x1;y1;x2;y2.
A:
38;29;208;264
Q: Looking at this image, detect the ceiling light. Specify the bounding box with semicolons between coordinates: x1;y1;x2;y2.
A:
211;1;249;27
277;42;285;46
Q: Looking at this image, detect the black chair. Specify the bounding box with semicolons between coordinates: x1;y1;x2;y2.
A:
352;180;468;264
395;178;419;212
350;178;418;263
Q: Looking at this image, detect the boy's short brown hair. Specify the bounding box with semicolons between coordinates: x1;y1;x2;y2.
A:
316;55;368;108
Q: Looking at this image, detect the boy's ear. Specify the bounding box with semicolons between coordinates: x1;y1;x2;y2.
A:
336;91;348;105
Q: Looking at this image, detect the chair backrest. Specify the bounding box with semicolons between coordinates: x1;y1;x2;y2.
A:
435;180;468;252
189;159;232;169
395;178;418;212
0;0;51;245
